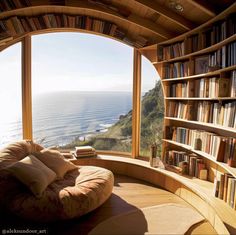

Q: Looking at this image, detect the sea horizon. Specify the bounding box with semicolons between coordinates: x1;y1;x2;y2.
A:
0;91;133;148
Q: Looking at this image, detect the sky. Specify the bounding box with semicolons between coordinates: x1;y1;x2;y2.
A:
0;43;21;123
31;32;160;94
0;32;160;115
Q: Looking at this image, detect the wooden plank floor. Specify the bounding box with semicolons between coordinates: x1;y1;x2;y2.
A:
0;174;217;235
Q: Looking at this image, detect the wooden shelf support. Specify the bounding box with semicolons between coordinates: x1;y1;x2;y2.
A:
22;35;32;140
132;49;142;158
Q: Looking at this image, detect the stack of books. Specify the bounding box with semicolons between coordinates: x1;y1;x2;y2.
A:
213;172;236;210
165;150;208;180
74;146;97;158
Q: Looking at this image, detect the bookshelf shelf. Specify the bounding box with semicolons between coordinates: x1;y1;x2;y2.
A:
165;117;236;137
153;34;236;65
161;65;236;82
163;139;236;178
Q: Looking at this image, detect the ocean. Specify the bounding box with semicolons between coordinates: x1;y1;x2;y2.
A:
0;91;132;147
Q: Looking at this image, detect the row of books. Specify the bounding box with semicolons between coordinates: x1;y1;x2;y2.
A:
164;150;208;180
157;13;236;61
163;44;236;79
167;100;236;128
166;82;188;97
197;101;236;128
0;0;132;18
0;14;148;48
167;101;195;120
157;41;184;61
163;61;190;79
207;42;236;70
166;74;235;98
195;76;233;98
171;126;236;167
0;0;31;12
2;14;120;37
213;172;236;210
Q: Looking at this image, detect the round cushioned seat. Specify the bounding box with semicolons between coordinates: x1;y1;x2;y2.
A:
0;141;114;222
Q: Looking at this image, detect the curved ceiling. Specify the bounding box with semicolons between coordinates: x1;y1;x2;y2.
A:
0;0;234;49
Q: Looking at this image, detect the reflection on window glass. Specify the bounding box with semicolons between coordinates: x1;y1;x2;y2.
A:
32;33;133;153
140;56;164;157
0;43;22;147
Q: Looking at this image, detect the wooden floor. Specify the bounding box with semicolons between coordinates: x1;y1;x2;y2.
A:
1;174;217;235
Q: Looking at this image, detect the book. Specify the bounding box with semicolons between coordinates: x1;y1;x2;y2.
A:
229;179;236;208
217;77;230;97
216;138;226;162
213;175;220;197
75;146;97;158
199;169;208;180
218;173;225;199
223;173;233;202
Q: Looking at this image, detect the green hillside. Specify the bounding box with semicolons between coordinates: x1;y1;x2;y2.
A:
63;80;164;156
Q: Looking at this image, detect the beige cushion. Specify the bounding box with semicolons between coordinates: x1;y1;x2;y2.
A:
6;155;56;198
0;140;44;170
33;149;77;179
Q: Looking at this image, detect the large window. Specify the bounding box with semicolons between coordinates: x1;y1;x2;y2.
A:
0;43;22;147
32;33;133;153
140;56;164;157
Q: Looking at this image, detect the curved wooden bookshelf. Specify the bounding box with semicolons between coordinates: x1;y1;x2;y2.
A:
139;3;236;233
140;3;236;64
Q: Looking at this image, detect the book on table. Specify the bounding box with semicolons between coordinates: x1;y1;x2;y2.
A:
73;146;97;158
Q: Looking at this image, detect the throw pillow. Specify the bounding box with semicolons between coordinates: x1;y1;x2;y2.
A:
33;149;77;179
6;155;56;198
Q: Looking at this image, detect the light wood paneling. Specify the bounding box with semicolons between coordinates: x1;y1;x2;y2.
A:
135;0;196;30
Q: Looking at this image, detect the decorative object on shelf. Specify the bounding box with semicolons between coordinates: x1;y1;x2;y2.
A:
150;143;157;167
194;55;209;74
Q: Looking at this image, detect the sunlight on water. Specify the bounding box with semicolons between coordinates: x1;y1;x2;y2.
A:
32;91;132;147
0;43;22;147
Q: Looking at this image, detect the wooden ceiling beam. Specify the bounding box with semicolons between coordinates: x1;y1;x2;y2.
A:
185;0;216;17
135;0;196;30
127;14;175;40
